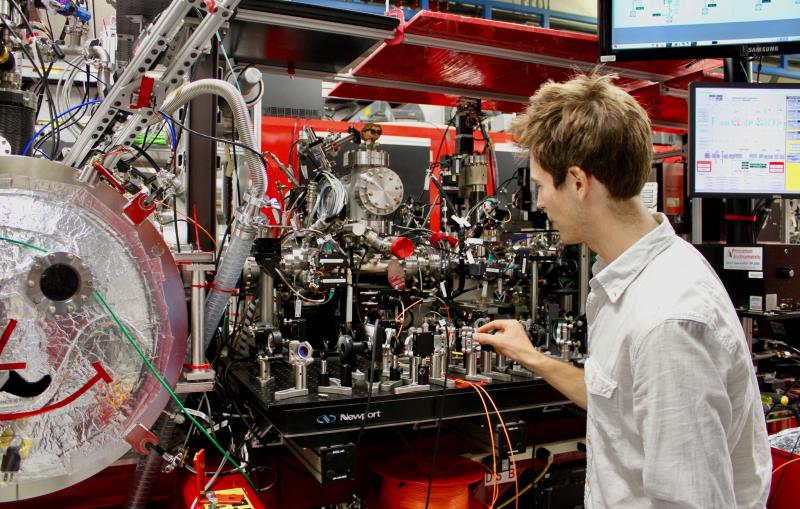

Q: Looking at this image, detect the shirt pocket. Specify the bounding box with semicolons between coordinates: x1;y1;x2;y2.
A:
585;357;622;440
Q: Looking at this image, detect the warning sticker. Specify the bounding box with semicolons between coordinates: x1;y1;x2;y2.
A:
723;247;763;271
203;488;255;509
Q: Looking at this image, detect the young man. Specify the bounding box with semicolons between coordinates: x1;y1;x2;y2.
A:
472;74;771;508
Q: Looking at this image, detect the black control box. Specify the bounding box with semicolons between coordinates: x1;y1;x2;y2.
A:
695;244;800;311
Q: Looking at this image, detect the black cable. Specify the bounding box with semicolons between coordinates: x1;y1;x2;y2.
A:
173;196;181;253
161;111;269;174
355;318;380;445
33;69;93;155
764;378;798;418
756;57;763;83
434;114;457;167
425;311;452;509
4;4;60;155
126;143;162;173
90;0;98;40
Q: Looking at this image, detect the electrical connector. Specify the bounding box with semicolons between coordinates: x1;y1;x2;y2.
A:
2;446;21;481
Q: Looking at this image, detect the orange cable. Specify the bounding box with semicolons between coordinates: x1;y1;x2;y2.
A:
156;200;217;253
773;456;800;475
472;383;519;509
433;295;451;321
396;298;425;338
466;382;499;507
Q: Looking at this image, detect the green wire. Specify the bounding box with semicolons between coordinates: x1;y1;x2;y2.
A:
215;32;242;93
94;291;257;491
0;236;48;253
0;236;256;491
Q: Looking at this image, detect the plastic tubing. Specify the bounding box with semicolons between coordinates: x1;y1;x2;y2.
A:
160;79;266;347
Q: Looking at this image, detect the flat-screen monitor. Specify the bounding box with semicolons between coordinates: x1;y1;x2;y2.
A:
689;82;800;198
599;1;800;62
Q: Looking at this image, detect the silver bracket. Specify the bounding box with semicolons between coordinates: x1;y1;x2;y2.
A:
318;384;353;396
394;383;430;395
380;379;404;391
274;387;309;401
430;377;456;388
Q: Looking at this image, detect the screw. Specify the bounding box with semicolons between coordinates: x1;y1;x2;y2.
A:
80;263;89;270
66;304;75;313
27;280;35;288
48;254;55;261
48;306;56;314
66;253;74;260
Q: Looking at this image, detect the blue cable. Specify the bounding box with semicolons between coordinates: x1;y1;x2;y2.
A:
159;112;177;151
23;99;103;157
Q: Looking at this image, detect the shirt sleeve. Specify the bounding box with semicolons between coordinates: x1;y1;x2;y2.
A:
631;319;736;509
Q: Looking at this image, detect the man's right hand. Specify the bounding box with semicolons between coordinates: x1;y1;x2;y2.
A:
473;319;543;368
474;319;587;409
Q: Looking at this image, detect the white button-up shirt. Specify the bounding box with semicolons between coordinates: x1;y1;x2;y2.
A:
584;214;771;508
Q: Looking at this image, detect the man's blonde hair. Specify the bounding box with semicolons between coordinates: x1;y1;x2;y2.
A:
510;73;652;200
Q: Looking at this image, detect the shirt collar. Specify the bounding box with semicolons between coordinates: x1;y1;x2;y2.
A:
589;213;676;304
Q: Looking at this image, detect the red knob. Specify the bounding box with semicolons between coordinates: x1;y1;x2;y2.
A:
390;237;414;259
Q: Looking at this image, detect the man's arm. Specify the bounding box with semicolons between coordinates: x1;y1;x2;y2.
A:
473;320;587;410
632;319;736;508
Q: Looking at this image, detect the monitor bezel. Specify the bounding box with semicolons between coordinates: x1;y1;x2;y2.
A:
688;82;800;199
598;1;800;63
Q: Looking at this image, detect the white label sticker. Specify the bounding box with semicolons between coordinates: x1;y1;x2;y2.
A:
766;294;778;312
484;467;517;486
749;295;763;312
748;271;764;279
466;238;484;246
320;258;344;264
439;281;448;298
724;247;763;271
521;257;527;274
321;278;346;284
295;298;302;317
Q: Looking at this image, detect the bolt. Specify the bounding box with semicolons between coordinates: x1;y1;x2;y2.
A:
33;296;42;304
81;263;89;270
66;304;75;313
27;280;35;288
85;281;93;287
48;254;55;261
48;306;56;314
33;263;41;270
66;253;74;260
80;295;88;302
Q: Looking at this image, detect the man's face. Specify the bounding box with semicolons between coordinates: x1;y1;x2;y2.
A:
530;158;583;245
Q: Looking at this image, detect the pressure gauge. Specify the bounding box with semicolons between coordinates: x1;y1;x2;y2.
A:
356;167;404;216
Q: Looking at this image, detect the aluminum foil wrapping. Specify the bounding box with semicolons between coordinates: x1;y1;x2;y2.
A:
770;427;800;455
0;158;187;501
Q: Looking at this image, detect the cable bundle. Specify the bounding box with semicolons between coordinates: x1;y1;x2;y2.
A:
374;453;484;509
315;171;347;221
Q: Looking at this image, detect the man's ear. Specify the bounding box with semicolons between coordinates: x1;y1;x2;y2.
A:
567;166;590;198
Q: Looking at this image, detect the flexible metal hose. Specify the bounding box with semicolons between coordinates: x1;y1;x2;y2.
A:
161;79;266;347
123;402;181;509
161;78;266;197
